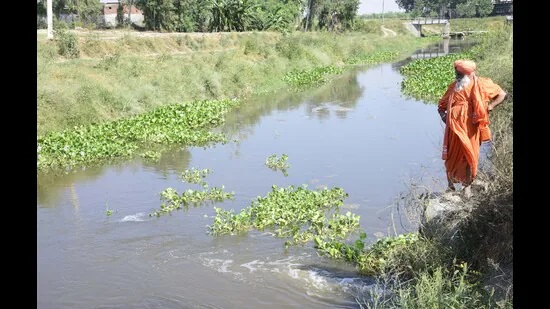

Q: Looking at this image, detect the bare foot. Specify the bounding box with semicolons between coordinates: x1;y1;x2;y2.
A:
463;185;472;199
445;185;456;193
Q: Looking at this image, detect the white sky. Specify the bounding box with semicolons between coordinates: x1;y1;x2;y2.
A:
358;0;404;14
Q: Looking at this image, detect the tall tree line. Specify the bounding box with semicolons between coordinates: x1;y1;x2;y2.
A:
37;0;361;32
134;0;360;32
394;0;496;18
37;0;102;25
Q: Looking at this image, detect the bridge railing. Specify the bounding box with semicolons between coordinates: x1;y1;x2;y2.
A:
410;17;449;24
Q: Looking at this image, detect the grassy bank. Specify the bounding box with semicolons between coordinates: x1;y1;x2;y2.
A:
410;16;508;37
37;25;438;136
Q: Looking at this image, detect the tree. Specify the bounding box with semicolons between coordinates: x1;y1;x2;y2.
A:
62;0;78;22
208;0;258;32
394;0;416;12
119;0;137;26
330;0;360;30
37;0;48;17
305;0;359;32
247;0;302;32
456;0;493;18
136;0;177;31
173;0;209;32
395;0;494;18
116;1;125;27
189;0;212;32
128;0;135;25
76;0;102;25
37;0;48;28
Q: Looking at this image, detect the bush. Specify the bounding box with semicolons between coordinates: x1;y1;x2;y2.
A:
54;28;80;59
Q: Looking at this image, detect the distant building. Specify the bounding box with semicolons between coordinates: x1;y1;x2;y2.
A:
491;0;513;16
99;0;144;28
37;0;145;29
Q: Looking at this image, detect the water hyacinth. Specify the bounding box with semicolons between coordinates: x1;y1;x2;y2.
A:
345;50;399;65
399;52;474;103
283;65;344;89
265;154;290;176
149;186;235;217
37;99;240;172
209;185;359;248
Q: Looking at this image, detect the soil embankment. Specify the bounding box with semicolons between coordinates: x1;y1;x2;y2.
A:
381;26;397;37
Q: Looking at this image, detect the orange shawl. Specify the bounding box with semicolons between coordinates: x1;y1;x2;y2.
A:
439;76;490;184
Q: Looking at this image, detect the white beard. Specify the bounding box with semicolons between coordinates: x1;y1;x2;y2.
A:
454;75;471;91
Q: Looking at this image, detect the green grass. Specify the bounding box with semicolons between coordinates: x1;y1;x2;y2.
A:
38;28;435;136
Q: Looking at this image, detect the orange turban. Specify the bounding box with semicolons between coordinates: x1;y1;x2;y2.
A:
454;59;476;75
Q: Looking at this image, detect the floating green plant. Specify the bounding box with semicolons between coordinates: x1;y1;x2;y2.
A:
283;65;344;88
265;154;290;176
316;232;421;276
399;52;474;103
209;185;360;248
314;231;367;262
105;201;113;216
345;51;399;65
181;168;212;187
140;150;162;161
37;99;240;172
150;168;233;217
149;186;235;217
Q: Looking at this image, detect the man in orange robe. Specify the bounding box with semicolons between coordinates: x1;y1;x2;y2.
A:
437;59;507;199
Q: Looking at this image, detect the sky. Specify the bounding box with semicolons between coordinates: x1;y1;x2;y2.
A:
358;0;404;14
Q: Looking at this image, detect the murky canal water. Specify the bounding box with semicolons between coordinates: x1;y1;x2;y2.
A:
38;41;474;308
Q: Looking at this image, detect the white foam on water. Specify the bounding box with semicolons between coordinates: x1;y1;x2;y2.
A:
120;212;148;222
200;250;374;300
203;258;234;273
243;255;334;293
240;259;263;273
240;256;301;275
305;269;333;292
198;250;245;278
288;264;376;299
338;277;373;294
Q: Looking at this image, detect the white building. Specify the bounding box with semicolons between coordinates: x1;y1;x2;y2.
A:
99;0;144;28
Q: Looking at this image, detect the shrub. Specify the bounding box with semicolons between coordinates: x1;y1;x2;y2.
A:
54;28;80;58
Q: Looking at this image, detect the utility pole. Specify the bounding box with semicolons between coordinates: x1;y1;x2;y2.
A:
382;0;384;26
128;0;134;26
305;0;312;32
382;0;385;25
47;0;53;39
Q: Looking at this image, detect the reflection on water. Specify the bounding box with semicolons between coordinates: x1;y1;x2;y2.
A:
395;37;480;66
38;41;473;308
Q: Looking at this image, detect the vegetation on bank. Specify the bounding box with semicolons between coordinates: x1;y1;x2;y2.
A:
38;0;362;33
38;26;438;137
37;99;239;171
37;15;512;309
37;28;434;171
37;0;504;34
